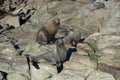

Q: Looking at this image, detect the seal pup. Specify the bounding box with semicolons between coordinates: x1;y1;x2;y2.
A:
63;26;81;47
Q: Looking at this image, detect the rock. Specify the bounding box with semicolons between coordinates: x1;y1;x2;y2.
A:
98;47;120;68
85;32;120;79
0;55;31;79
77;43;94;54
98;63;120;80
85;32;120;50
0;42;18;56
101;1;120;33
8;73;29;80
23;41;56;56
87;71;115;80
31;62;56;80
63;54;96;78
50;74;84;80
76;0;93;3
63;63;94;78
116;75;120;80
0;16;20;27
0;72;3;80
77;50;88;55
1;48;17;56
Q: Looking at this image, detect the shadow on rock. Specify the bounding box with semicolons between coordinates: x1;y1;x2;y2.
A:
0;71;8;80
65;47;77;61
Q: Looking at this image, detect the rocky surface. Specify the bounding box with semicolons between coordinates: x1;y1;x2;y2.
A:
0;0;120;80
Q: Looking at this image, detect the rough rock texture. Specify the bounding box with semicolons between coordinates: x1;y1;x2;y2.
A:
7;73;29;80
0;72;3;80
0;0;120;80
87;71;115;80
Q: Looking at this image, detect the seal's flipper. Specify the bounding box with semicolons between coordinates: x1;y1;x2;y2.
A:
56;62;63;73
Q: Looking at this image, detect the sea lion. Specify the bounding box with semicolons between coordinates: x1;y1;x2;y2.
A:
36;18;60;46
63;26;81;47
32;39;67;73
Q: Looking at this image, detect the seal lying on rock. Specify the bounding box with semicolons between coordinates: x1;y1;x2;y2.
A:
32;39;67;73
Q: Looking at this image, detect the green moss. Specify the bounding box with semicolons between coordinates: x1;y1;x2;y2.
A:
113;56;120;61
23;42;41;55
88;41;99;52
88;53;101;60
24;42;36;52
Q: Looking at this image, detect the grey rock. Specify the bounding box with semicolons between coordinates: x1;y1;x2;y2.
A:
0;72;3;80
87;71;115;80
8;73;29;80
0;55;30;78
89;2;105;11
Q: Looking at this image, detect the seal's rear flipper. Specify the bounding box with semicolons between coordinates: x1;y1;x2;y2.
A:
56;62;63;73
32;61;40;69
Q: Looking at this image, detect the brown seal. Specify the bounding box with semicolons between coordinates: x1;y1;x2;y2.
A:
36;18;60;46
